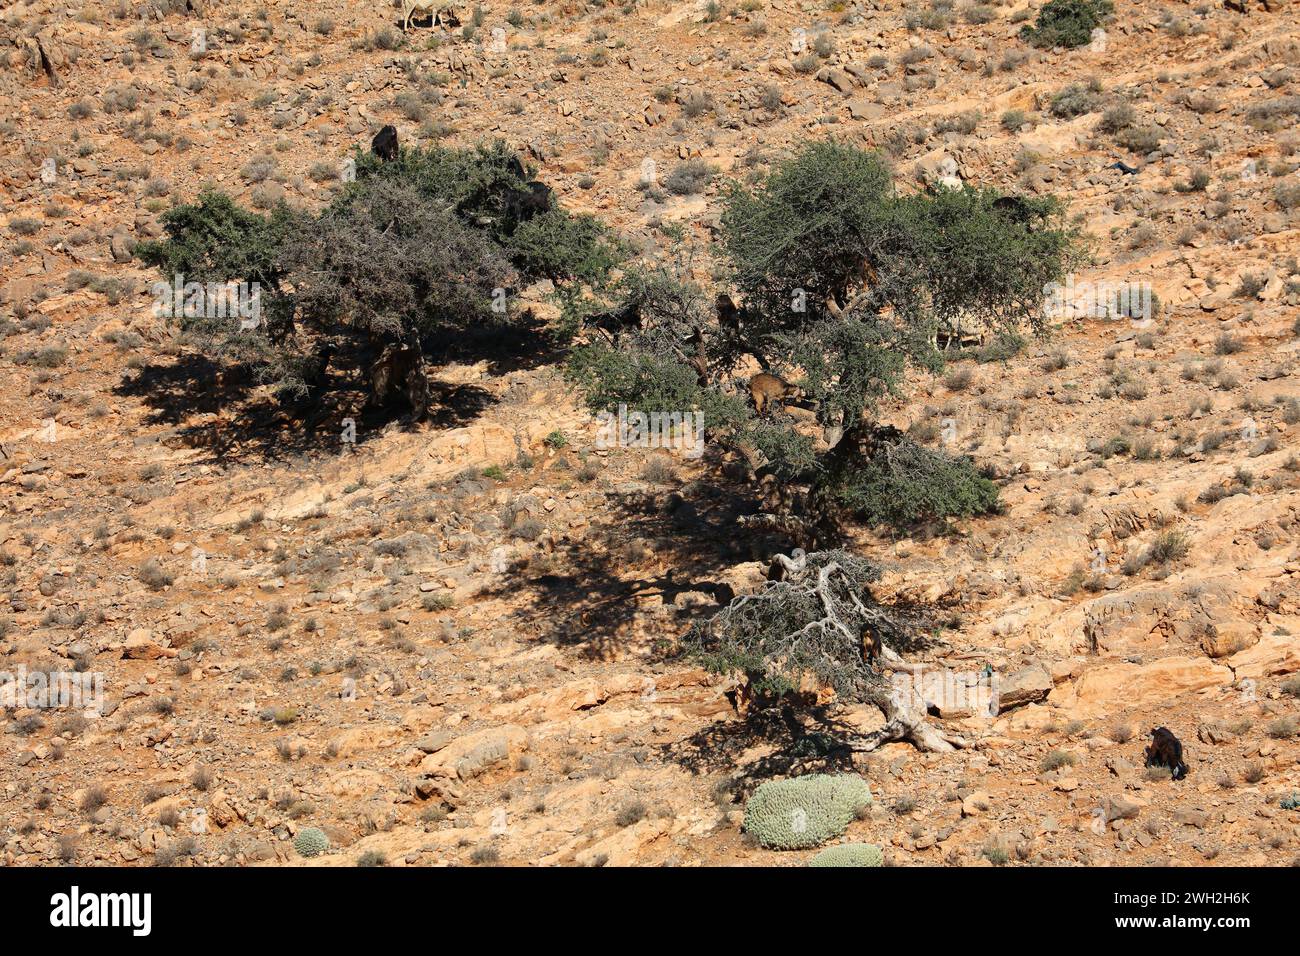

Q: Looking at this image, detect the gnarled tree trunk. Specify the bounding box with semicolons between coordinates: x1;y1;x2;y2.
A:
368;336;431;420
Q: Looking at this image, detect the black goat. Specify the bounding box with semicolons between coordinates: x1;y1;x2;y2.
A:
371;125;399;162
1145;727;1189;780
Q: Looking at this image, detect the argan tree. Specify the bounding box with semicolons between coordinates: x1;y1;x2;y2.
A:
1019;0;1115;49
566;230;752;434
138;140;621;417
682;548;967;752
569;139;1087;539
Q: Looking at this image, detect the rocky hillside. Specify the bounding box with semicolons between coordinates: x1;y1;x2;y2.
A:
2;0;1299;867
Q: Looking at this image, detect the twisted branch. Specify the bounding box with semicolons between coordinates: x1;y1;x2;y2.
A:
686;549;968;752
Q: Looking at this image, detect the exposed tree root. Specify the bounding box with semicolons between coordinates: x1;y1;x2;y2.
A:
846;683;969;753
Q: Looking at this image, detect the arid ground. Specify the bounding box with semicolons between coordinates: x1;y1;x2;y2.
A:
2;0;1299;867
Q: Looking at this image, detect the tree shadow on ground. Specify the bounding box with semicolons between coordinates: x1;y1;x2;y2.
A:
436;311;559;376
478;466;800;660
114;313;557;465
663;706;864;803
481;459;942;663
115;356;497;464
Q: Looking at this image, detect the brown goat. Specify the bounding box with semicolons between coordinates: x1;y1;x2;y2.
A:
748;372;800;416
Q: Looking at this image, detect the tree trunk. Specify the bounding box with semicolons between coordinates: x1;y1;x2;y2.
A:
403;341;432;421
842;677;969;753
368;337;431;421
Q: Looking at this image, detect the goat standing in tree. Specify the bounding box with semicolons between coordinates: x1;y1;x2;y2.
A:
748;372;801;416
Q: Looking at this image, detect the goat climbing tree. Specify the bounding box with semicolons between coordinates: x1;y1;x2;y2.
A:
569;139;1087;539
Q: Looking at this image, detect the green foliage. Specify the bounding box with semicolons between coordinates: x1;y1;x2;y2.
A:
1281;793;1300;811
784;314;915;431
567;343;699;412
565;240;750;431
1020;0;1113;49
505;208;622;286
345;141;623;293
570;140;1082;534
351;139;529;238
886;187;1083;337
741;416;819;480
135;189;302;350
719;140;894;327
970;331;1026;364
293;827;329;857
138;141;617;412
822;433;1000;528
288;176;511;346
352;139;621;287
1049;82;1103;119
1116;124;1162;154
808;842;884;867
743;774;872;850
588;242;719;358
664;159;717;195
136;188;300;293
722;141;1082;339
566;343;748;433
718;140;1085;428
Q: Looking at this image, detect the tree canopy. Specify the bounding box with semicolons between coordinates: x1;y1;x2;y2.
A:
137;139;621;412
1019;0;1115;50
568;139;1087;537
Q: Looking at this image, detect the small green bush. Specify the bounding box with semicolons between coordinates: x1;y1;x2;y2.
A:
1148;529;1190;564
1020;0;1113;50
1117;125;1162;154
664;159;717;195
1002;109;1030;132
1275;182;1300;211
294;827;329;857
1040;749;1076;772
1050;83;1102;119
1098;102;1135;133
743;774;872;850
1267;717;1297;740
808;843;884;867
